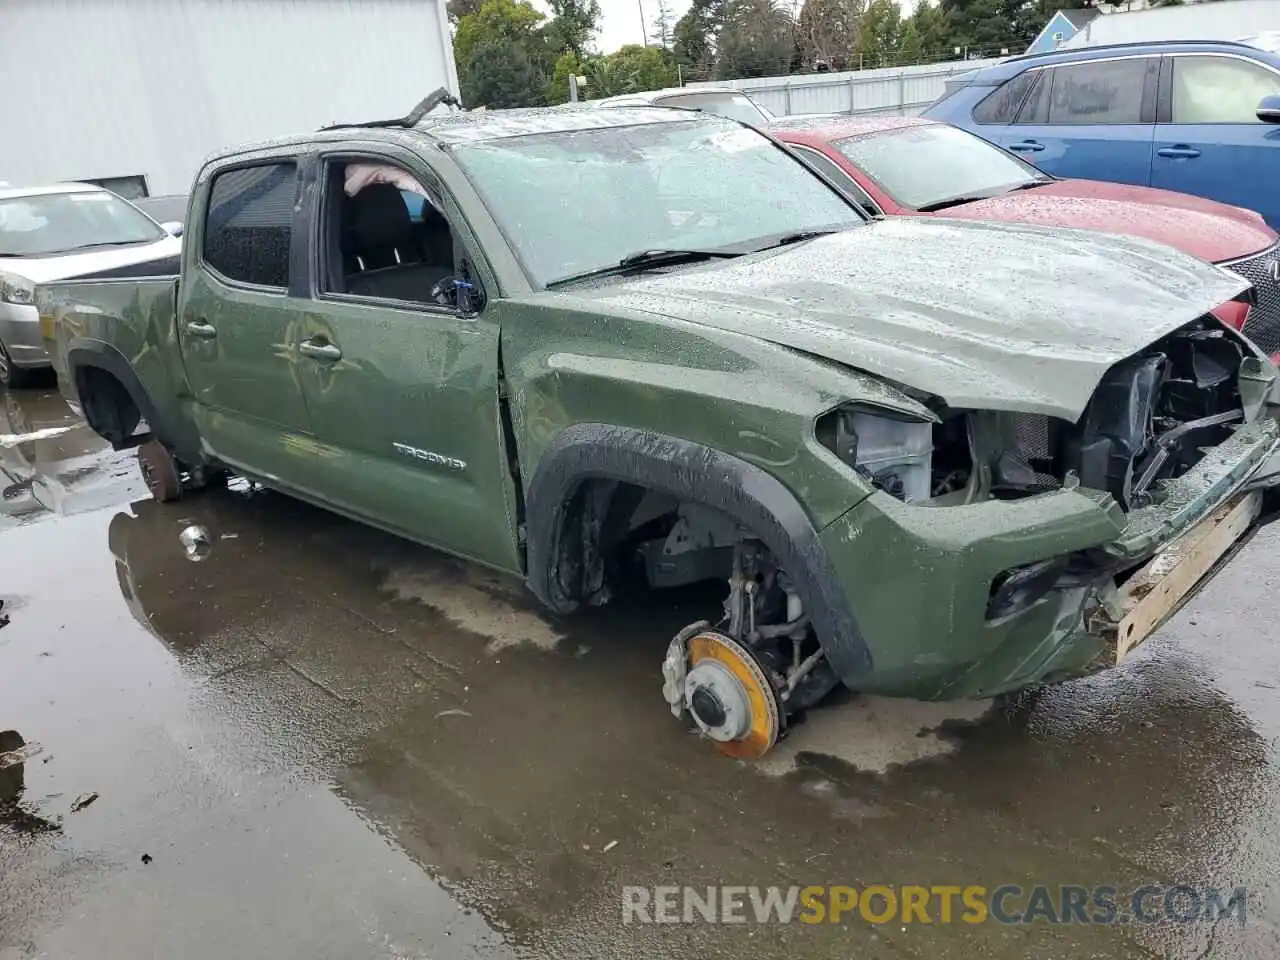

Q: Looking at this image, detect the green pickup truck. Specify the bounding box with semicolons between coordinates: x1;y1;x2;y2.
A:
38;100;1280;759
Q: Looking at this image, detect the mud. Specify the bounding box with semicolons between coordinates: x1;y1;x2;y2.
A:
2;385;1280;959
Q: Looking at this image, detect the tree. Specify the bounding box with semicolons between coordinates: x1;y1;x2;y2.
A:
939;0;1027;57
715;0;794;79
542;0;601;59
857;0;902;68
460;37;547;108
587;44;679;96
546;50;582;104
454;0;554;108
796;0;863;72
650;0;677;49
672;0;724;79
454;0;545;68
447;0;484;24
896;18;923;64
905;0;950;62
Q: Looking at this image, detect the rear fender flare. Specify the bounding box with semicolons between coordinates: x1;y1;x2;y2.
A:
66;339;171;452
523;423;873;681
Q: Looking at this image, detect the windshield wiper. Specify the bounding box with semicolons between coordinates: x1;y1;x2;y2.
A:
58;239;152;252
918;179;1053;213
916;193;1000;213
749;229;838;252
547;248;741;288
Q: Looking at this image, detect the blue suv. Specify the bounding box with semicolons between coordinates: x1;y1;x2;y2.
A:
925;40;1280;227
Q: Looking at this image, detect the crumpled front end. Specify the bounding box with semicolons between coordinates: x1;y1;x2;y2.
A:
817;318;1280;700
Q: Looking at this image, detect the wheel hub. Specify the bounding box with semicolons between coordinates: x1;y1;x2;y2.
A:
670;630;783;759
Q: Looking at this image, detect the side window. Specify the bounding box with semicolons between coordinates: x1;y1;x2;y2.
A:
203;162;297;288
1172;56;1280;123
322;160;477;310
789;145;879;217
973;71;1036;124
1015;70;1050;123
1046;58;1150;124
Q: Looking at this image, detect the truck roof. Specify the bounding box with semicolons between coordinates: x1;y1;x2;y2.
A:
217;105;712;166
412;105;700;144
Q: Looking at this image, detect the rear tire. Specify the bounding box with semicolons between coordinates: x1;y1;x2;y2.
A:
137;440;182;502
0;341;39;389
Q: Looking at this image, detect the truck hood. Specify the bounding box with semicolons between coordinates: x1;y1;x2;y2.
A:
577;218;1250;421
0;235;180;283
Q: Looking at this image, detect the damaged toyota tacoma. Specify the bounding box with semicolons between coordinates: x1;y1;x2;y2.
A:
37;99;1280;759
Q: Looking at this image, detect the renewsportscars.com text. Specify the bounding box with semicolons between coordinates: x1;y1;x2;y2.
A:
621;884;1248;926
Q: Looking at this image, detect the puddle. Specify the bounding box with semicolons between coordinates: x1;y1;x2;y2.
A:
380;563;563;653
757;694;992;776
0;426;75;447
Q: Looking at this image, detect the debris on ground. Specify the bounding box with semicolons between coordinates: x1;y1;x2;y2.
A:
434;708;472;719
179;525;212;562
69;791;99;813
601;840;618;854
140;853;153;865
1;730;62;834
0;739;43;770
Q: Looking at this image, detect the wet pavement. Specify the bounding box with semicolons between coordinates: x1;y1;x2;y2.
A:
2;384;1279;959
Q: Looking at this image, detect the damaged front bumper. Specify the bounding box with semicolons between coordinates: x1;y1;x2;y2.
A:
816;414;1280;701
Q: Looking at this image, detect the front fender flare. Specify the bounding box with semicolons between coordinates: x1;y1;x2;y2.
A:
524;423;873;682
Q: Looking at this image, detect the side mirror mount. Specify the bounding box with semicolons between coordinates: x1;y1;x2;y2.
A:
430;276;485;314
161;221;184;238
1257;95;1280;123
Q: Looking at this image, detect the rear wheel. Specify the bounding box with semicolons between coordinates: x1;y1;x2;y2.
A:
137;440;182;502
0;341;39;389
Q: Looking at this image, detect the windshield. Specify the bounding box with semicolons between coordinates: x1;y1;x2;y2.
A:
0;190;165;257
452;118;862;286
834;124;1043;210
656;92;772;125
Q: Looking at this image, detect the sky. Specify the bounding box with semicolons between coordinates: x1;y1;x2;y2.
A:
598;0;691;52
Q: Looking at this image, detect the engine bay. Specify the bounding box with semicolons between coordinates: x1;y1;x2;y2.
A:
926;319;1250;510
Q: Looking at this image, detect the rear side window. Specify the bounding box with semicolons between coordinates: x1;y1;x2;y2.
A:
1045;58;1150;124
203;162;297;288
973;72;1036;124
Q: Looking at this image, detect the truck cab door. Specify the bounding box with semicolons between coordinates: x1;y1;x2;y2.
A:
998;56;1159;188
1151;54;1280;228
292;152;521;572
179;160;317;485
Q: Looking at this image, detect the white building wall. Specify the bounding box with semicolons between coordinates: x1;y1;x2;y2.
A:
1;0;456;196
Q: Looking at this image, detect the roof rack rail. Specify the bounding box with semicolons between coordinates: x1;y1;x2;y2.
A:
320;88;463;132
1001;37;1255;64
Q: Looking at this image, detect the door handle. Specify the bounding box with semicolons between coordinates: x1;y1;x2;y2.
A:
184;319;217;339
299;337;342;362
1157;146;1201;159
1008;140;1044;152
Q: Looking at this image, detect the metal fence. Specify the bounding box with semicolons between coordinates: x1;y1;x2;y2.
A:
687;57;1006;117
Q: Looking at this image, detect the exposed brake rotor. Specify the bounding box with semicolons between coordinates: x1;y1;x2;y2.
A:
675;630;783;760
137;440;182;503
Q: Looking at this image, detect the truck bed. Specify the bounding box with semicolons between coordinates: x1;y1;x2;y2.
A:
37;276;188;451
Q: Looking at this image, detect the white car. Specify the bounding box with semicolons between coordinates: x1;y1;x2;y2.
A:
593;85;843;125
593;86;777;125
0;184;182;387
